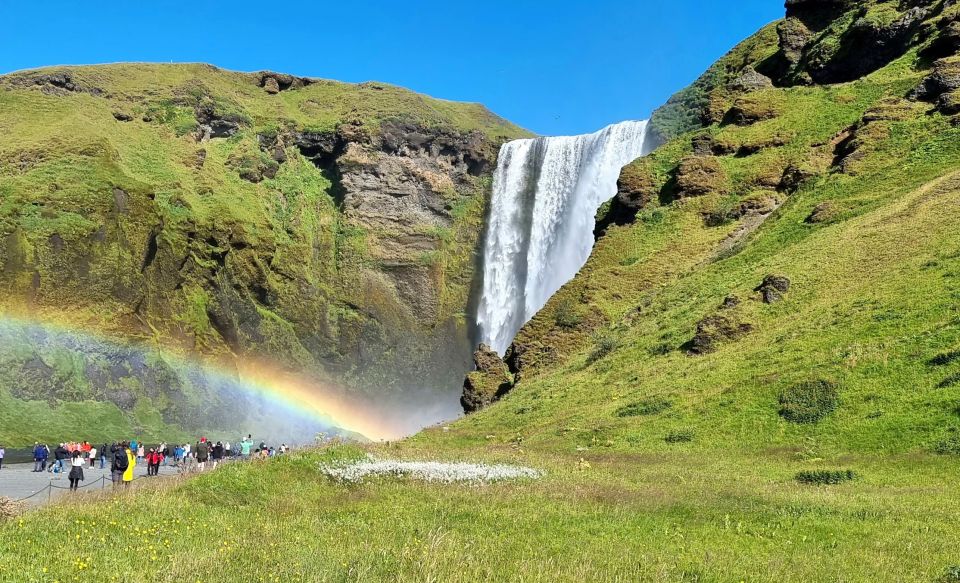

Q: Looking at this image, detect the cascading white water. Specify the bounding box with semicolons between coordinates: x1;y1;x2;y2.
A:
477;120;652;355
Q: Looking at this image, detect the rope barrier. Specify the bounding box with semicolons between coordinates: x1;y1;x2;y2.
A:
12;485;50;503
8;455;258;503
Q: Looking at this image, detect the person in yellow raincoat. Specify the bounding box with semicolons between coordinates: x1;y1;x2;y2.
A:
123;444;136;486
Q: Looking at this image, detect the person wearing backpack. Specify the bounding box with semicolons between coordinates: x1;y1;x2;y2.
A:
111;442;129;486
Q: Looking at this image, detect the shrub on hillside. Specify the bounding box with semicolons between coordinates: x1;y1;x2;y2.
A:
795;469;856;485
553;296;582;329
588;332;619;363
937;372;960;389
939;565;960;582
616;397;673;418
664;429;695;443
933;435;960;455
778;380;839;423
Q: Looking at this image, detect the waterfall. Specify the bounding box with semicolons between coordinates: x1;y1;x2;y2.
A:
476;120;652;355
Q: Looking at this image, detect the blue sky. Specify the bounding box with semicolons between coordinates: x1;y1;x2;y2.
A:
1;1;784;135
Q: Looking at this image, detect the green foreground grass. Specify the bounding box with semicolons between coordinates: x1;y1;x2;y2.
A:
2;444;960;582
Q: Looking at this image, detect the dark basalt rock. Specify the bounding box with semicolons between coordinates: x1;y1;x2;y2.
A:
673;156;729;198
779;164;816;194
691;134;737;157
724;95;782;126
195;103;247;141
910;58;960;104
112;112;133;122
728;66;774;93
256;72;314;93
5;71;104;96
921;18;960;61
756;274;792;304
806;201;840;224
686;314;754;354
461;344;514;413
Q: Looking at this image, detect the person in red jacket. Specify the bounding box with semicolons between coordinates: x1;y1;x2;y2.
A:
146;448;163;476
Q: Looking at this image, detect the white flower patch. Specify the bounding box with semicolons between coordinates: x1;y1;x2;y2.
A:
320;458;542;484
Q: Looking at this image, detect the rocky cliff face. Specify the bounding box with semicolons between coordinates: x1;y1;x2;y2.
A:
0;64;528;441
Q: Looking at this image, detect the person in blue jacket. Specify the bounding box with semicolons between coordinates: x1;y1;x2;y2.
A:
33;442;48;472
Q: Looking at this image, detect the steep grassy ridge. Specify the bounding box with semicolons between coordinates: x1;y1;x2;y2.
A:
470;0;960;459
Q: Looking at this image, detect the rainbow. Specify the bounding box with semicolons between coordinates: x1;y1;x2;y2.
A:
0;313;409;442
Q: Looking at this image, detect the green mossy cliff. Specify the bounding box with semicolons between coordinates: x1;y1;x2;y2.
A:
0;63;528;444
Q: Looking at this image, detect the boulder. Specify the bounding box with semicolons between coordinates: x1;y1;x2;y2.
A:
922;18;960;61
692;134;737;157
687;314;754;354
725;94;782;126
673;156;729;198
461;344;514;413
755;274;792;304
263;77;281;94
777;17;814;70
806;201;840;224
910;57;960;102
938;90;960;115
728;66;774;92
614;160;658;213
720;295;741;310
778;164;817;194
112;112;133;122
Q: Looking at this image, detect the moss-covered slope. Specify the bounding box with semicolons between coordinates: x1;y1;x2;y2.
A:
453;0;960;458
0;63;529;444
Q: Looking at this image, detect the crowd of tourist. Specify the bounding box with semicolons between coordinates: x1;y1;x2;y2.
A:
0;435;290;492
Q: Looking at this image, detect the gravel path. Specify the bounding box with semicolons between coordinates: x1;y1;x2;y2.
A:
321;458;542;483
0;462;180;506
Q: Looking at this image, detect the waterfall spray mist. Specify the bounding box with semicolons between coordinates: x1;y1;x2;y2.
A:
477;120;652;354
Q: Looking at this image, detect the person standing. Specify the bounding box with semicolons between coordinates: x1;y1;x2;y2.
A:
99;444;108;469
146;448;162;476
211;441;224;469
136;443;145;464
110;443;128;486
88;445;97;469
195;438;209;472
52;443;68;476
0;444;4;470
123;444;136;486
240;435;253;460
68;450;85;491
32;442;46;472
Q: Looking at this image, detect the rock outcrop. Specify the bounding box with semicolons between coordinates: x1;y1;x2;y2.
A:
687;313;754;355
461;344;514;412
756;275;792;304
673;156;729;198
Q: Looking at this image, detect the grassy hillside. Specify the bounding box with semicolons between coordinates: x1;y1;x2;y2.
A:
0;64;528;445
6;1;960;581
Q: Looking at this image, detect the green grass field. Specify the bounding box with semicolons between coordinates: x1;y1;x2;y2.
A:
2;444;960;582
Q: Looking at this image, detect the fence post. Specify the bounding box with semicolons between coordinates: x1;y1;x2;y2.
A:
47;481;51;503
